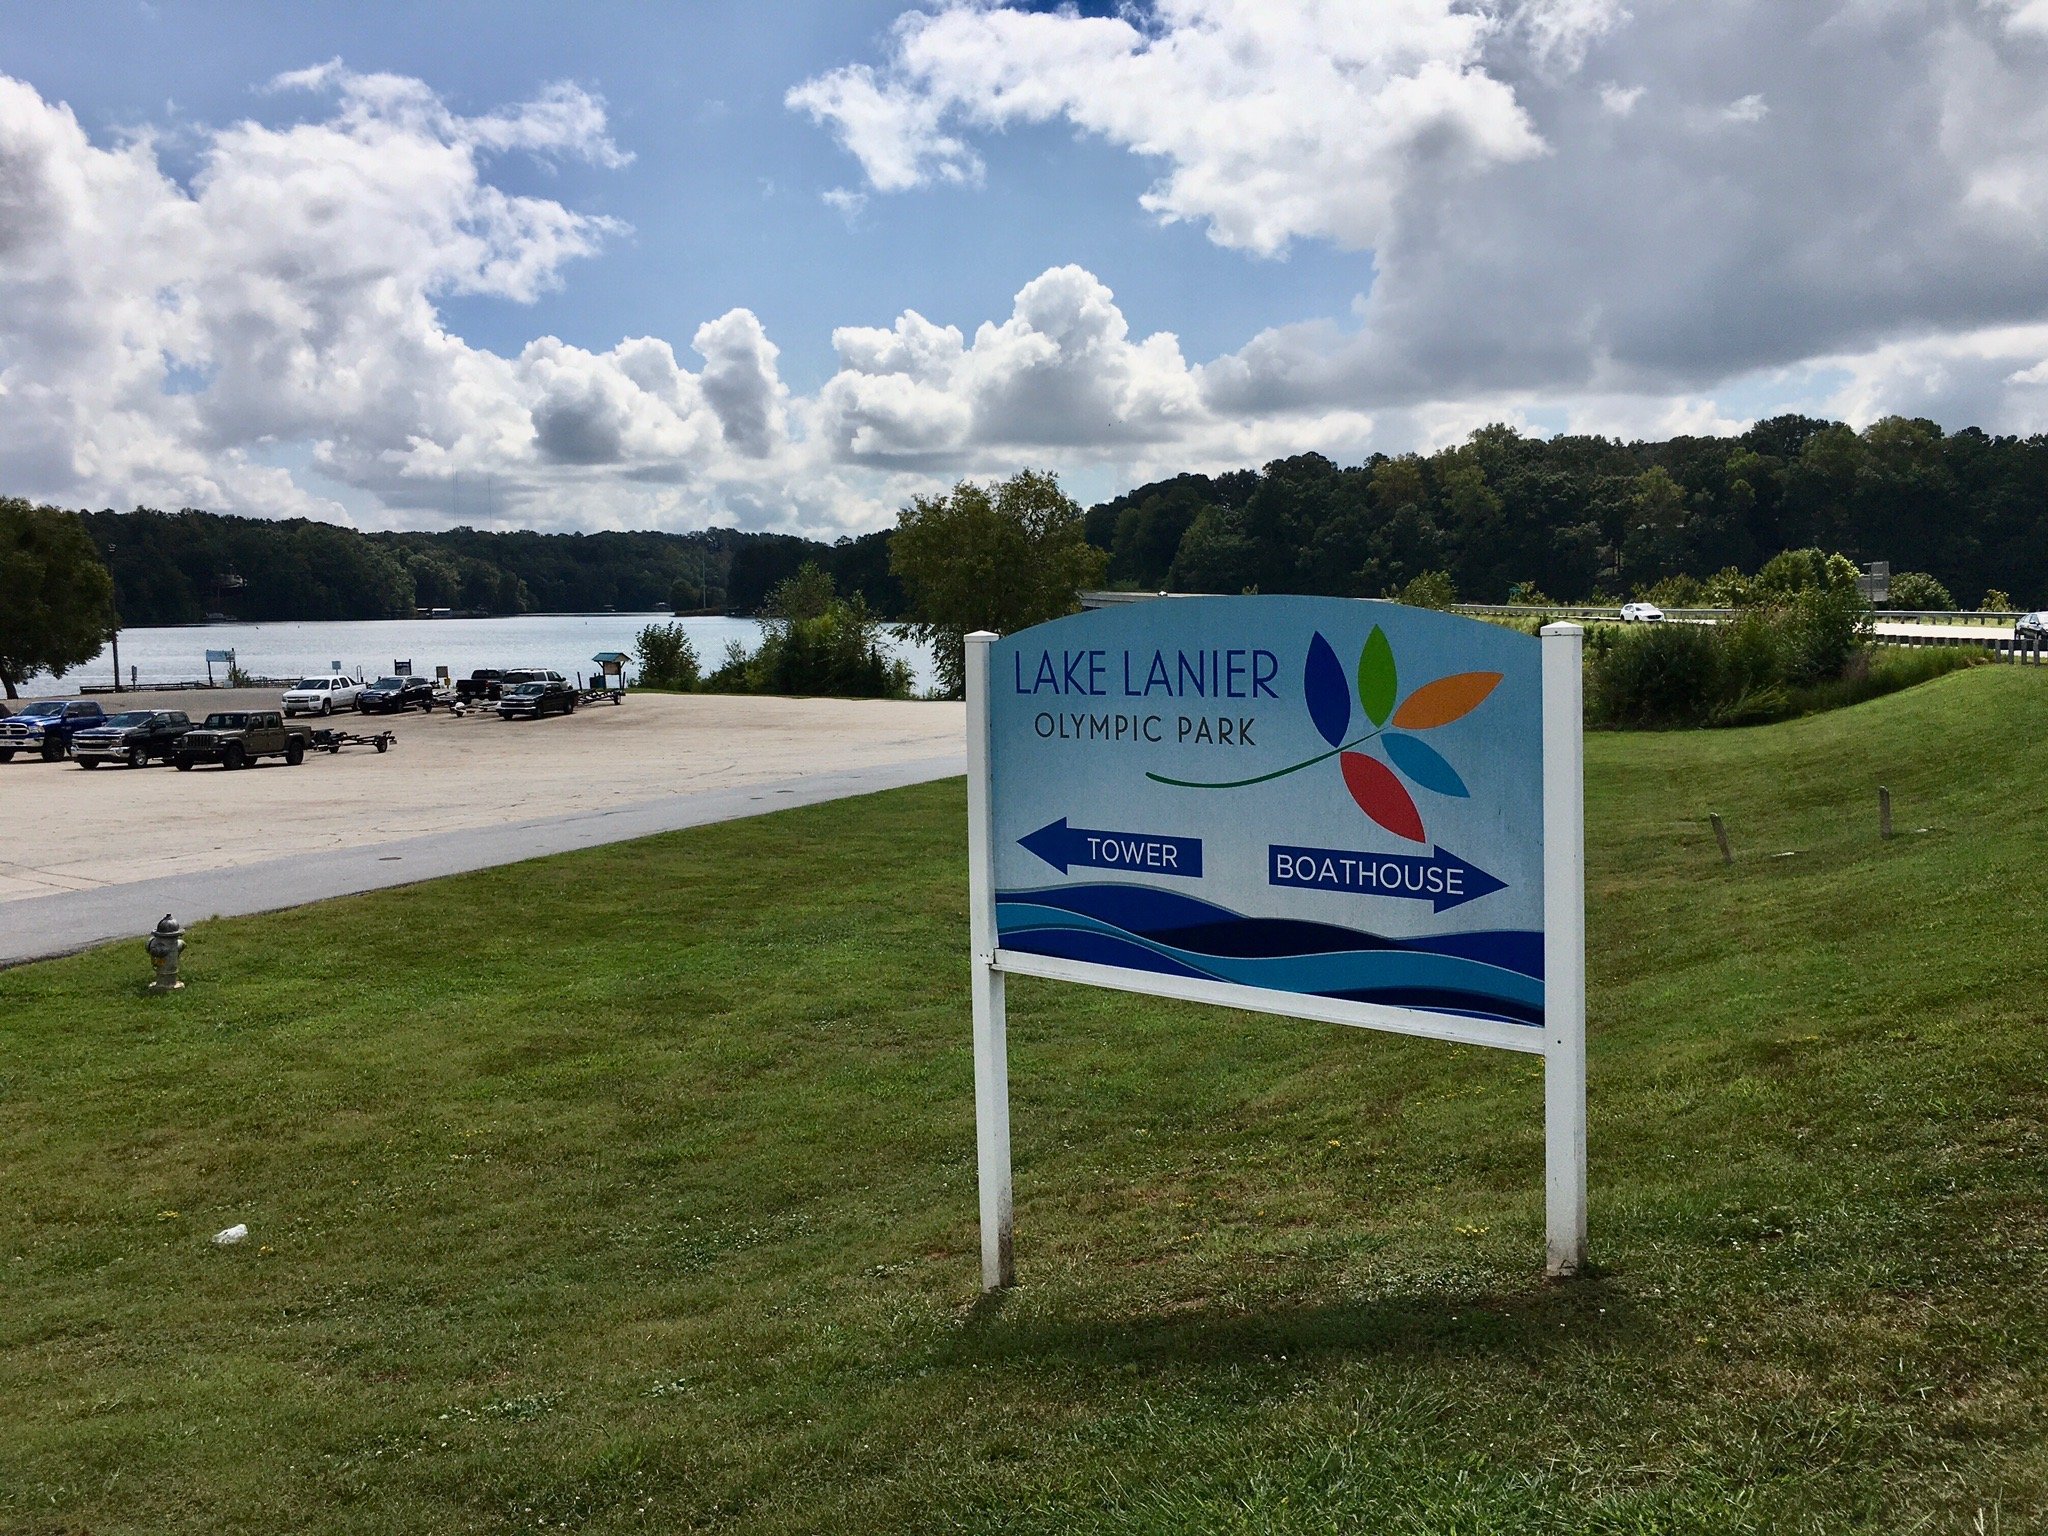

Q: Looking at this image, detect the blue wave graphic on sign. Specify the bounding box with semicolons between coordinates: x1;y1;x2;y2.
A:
996;883;1544;1028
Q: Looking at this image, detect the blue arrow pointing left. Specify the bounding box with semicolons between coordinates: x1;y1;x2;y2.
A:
1019;819;1204;878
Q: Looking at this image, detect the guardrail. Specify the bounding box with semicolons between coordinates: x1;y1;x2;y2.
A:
1878;631;2044;662
1453;604;2028;624
1451;605;2044;664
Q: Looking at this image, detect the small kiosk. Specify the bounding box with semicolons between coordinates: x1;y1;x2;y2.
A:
590;651;630;703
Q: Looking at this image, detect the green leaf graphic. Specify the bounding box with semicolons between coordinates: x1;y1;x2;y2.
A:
1357;626;1397;726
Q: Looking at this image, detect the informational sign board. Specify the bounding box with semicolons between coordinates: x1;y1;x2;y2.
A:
964;597;1585;1289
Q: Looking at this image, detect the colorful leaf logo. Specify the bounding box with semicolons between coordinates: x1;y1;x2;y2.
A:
1148;625;1505;849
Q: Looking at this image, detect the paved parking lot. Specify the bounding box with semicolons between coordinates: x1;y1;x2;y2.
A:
0;689;964;934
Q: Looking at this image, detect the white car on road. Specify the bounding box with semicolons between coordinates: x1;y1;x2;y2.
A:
281;675;363;716
1619;601;1666;623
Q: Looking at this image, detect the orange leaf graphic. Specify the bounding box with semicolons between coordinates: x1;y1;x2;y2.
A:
1392;671;1502;730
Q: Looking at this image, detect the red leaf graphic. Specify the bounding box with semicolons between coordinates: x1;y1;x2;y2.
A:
1340;752;1426;843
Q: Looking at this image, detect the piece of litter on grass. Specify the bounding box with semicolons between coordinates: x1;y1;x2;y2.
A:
1772;851;1800;859
213;1224;248;1245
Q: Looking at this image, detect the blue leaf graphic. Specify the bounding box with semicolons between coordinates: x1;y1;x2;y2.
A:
1383;732;1470;798
1303;632;1351;748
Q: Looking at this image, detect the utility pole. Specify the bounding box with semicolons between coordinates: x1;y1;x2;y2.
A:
103;527;123;693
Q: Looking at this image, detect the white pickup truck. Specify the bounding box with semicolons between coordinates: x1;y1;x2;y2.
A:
281;675;363;716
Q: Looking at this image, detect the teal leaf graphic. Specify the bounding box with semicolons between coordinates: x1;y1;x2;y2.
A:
1357;626;1397;727
1383;732;1469;798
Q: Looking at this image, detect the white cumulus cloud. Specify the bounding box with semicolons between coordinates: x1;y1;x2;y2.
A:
789;0;1549;256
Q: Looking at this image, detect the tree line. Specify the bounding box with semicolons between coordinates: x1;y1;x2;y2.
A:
69;507;901;627
9;410;2045;700
1083;415;2048;608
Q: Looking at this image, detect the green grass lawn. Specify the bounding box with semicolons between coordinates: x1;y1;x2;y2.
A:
4;667;2046;1535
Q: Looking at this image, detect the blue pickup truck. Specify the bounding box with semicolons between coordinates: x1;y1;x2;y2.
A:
0;699;108;762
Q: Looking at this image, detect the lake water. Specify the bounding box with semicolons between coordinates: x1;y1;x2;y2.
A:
21;613;940;697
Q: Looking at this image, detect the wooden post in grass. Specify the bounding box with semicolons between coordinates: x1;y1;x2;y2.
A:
1709;813;1734;865
964;630;1015;1290
1879;787;1894;841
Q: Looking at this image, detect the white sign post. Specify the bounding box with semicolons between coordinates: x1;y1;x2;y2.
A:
964;630;1015;1289
964;600;1586;1288
1541;621;1587;1275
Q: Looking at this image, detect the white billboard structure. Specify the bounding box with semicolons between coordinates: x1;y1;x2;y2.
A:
964;597;1586;1288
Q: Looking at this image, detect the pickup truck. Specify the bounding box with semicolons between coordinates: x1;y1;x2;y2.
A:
72;710;194;768
454;669;507;704
497;675;579;718
0;699;107;762
172;710;310;770
358;674;436;713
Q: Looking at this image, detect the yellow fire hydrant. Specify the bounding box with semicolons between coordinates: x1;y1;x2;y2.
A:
145;913;185;992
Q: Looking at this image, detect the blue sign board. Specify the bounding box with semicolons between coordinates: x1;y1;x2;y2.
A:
985;596;1544;1031
962;596;1588;1291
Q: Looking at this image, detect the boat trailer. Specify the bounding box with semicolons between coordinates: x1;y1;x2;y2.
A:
309;727;397;754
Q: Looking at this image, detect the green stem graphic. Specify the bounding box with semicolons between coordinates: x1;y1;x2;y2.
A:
1146;725;1386;789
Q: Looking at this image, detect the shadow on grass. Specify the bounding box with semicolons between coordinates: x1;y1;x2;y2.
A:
944;1270;1638;1373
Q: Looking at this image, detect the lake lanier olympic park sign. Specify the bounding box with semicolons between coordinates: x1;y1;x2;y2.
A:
964;596;1586;1289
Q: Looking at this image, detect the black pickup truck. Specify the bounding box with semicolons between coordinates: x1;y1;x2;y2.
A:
358;674;436;713
454;669;507;704
71;710;193;768
173;711;311;770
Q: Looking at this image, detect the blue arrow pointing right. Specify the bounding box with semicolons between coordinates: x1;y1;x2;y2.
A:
1267;843;1507;912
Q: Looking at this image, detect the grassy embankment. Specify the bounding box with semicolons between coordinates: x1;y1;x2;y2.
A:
3;668;2046;1534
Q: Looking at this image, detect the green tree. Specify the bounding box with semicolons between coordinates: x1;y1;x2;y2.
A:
1621;467;1690;586
1748;550;1871;685
761;560;835;622
1108;483;1207;589
1390;570;1457;610
0;499;117;699
403;549;463;609
1884;571;1953;610
891;470;1106;697
1168;506;1258;594
1369;455;1427;515
1753;547;1861;600
1702;566;1755;607
634;622;702;690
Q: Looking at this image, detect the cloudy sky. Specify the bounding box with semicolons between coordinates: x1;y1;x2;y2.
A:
4;0;2048;536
